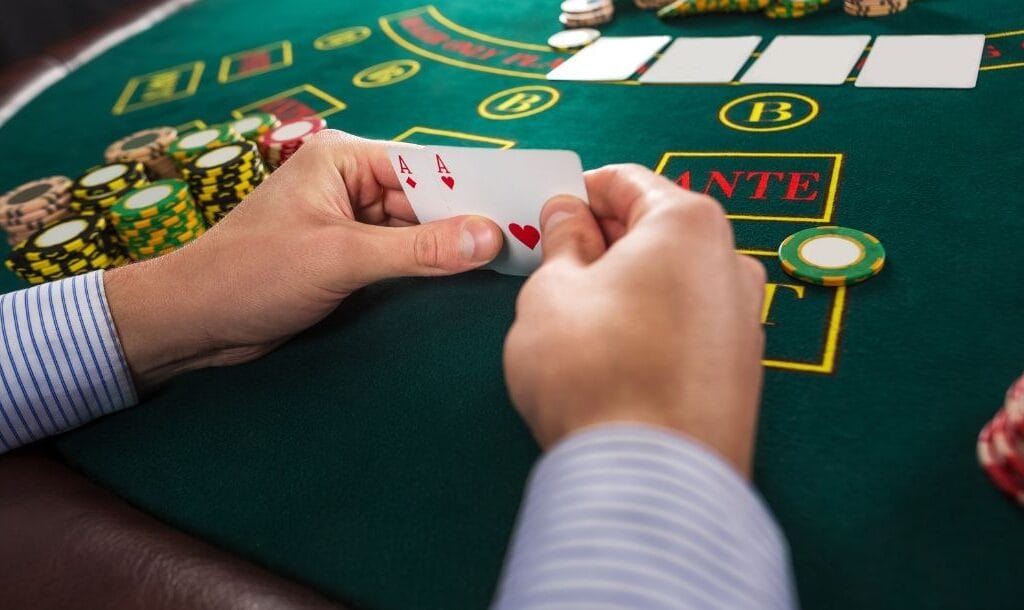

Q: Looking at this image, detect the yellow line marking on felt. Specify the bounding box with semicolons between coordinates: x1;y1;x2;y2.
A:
986;29;1024;39
980;62;1024;72
743;252;846;374
217;41;293;84
229;84;347;120
392;126;516;149
112;61;204;115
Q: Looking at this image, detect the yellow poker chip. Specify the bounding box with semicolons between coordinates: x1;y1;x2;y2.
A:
3;214;126;284
182;139;266;227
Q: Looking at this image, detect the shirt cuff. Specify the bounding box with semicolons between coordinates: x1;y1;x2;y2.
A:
0;271;137;452
493;424;797;610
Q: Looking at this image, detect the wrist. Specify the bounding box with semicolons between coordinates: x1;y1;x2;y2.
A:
545;410;753;479
103;255;220;392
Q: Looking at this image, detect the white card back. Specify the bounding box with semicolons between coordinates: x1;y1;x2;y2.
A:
740;35;871;86
640;36;762;84
547;36;672;81
855;34;985;89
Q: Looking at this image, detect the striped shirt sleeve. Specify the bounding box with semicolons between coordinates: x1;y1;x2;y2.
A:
0;271;137;453
493;424;797;610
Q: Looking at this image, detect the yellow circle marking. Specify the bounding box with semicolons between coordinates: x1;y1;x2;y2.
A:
314;26;372;51
352;59;421;88
719;92;820;133
478;85;560;121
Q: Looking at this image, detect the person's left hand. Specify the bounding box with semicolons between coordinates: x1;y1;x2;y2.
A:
104;130;503;390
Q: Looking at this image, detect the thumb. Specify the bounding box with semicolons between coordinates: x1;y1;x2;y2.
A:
350;215;503;283
540;195;605;266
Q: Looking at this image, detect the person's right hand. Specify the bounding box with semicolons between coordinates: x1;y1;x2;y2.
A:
503;165;767;477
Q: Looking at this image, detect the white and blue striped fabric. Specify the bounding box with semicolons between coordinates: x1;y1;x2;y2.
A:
493;425;796;610
0;271;135;452
0;273;795;609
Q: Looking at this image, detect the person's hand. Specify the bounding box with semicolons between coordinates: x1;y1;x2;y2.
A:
104;130;502;390
503;165;766;477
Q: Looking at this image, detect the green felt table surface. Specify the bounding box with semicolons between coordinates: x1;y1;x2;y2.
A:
2;1;1024;608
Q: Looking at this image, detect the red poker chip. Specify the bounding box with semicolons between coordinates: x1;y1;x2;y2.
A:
977;416;1024;505
990;410;1024;480
260;117;325;147
1003;372;1024;435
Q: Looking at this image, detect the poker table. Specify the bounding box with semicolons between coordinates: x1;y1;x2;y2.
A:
2;1;1024;608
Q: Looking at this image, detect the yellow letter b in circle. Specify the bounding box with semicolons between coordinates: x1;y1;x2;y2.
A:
720;92;819;133
747;101;793;123
498;93;544;114
479;86;560;121
352;59;420;88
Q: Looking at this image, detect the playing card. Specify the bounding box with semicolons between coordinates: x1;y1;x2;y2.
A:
740;35;872;85
547;35;672;81
855;34;986;89
425;146;588;276
640;36;762;84
386;142;449;224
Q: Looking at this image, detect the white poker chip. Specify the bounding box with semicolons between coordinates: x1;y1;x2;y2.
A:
560;0;611;13
547;28;601;50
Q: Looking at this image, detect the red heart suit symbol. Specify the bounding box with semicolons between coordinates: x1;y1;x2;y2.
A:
508;224;540;250
441;176;455;190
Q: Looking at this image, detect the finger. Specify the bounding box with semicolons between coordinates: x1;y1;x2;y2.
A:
302;129;402;189
737;254;768;314
353;187;415;226
539;195;606;266
379;186;417;224
313;132;427;226
597;217;627;245
303;130;413;214
738;254;768;289
346;215;503;283
584;164;701;229
584;165;734;261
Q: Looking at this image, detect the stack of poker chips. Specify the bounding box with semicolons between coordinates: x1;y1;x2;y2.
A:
655;0;829;18
228;112;281;143
843;0;907;17
978;373;1024;508
560;0;614;27
655;0;767;17
763;0;829;18
257;116;326;170
69;162;150;215
105;127;179;179
4;215;127;285
110;180;206;261
181;140;267;225
634;0;674;8
0;176;72;246
166;124;244;170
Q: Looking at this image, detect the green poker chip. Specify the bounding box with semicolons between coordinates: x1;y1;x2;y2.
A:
229;112;280;140
778;226;886;287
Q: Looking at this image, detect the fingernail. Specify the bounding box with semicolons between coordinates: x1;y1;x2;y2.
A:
461;218;499;262
544;210;574;231
543;196;581;230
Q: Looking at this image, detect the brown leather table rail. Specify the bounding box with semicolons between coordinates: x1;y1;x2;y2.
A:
0;0;182;111
0;448;346;610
